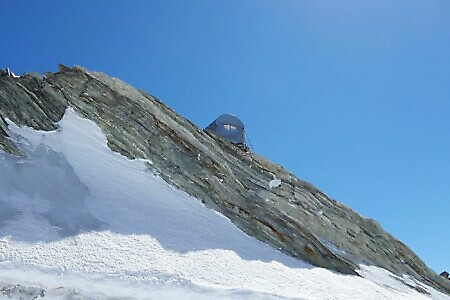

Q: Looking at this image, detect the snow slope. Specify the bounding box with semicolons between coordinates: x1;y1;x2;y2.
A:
0;109;448;299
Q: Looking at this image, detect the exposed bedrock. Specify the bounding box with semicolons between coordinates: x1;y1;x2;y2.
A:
0;65;448;295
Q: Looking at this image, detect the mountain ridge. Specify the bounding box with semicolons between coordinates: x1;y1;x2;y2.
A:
0;65;448;295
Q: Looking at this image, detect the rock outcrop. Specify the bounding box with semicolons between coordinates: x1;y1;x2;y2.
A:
0;65;449;295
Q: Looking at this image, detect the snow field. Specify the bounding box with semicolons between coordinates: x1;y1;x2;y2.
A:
0;109;449;300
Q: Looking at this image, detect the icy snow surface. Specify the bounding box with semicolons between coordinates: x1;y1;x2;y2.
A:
269;177;282;189
0;108;449;299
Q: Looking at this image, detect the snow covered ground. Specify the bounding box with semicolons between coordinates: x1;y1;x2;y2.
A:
0;109;448;300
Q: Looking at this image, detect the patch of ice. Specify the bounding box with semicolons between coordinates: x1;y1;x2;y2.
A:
269;177;282;189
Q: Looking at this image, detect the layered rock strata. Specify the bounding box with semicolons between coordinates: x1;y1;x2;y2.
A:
0;66;448;295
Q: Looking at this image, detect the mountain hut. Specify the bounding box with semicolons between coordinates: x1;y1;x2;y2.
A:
205;114;245;145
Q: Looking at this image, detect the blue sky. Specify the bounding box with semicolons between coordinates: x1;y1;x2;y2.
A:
1;1;449;273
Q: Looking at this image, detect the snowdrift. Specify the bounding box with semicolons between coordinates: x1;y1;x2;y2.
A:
0;108;448;299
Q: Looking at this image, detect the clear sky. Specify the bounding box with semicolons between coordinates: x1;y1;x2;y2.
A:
1;1;449;273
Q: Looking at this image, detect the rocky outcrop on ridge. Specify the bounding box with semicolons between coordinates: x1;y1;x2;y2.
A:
0;65;449;295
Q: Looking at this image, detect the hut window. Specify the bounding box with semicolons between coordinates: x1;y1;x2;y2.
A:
223;124;237;130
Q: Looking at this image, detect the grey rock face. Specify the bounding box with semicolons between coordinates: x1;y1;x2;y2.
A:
0;65;449;295
0;284;45;299
0;113;21;155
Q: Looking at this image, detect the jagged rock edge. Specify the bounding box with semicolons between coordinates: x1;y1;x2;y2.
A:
0;65;448;295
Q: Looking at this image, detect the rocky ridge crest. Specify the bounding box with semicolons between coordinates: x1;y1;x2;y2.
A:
0;65;448;295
